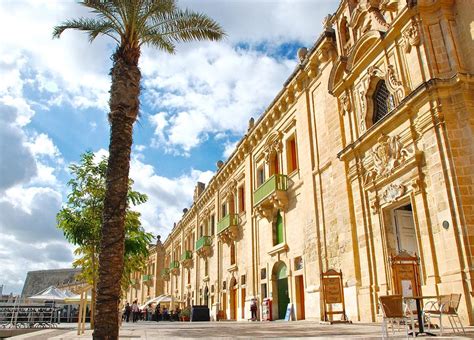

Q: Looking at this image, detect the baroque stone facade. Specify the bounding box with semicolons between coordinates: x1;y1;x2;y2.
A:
125;0;474;325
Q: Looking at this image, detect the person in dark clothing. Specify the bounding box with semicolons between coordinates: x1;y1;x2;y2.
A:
155;304;161;322
124;303;131;322
250;298;258;321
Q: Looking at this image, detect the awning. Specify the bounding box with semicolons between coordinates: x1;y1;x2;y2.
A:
139;294;172;309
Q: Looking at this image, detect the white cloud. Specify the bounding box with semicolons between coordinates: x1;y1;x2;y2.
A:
27;133;61;159
129;156;214;237
223;140;239;158
181;0;335;45
142;43;295;153
0;102;38;191
0;0;112;112
149;112;169;146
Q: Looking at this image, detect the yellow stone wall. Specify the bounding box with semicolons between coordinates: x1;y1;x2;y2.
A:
125;0;473;325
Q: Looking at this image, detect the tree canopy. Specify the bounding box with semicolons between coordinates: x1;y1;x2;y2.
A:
57;151;153;292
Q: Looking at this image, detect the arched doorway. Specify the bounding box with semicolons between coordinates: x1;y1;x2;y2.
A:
273;261;290;319
229;277;238;320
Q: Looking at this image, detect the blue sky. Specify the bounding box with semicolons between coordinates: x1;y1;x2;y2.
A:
0;0;336;294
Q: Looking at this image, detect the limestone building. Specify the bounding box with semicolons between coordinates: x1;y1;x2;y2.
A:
125;0;473;325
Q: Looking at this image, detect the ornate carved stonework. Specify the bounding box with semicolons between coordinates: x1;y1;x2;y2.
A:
385;65;405;101
402;18;421;53
358;88;367;132
196;245;212;258
340;92;351;115
323;14;334;31
181;258;193;269
367;134;412;180
381;183;406;203
370;198;380;215
218;225;239;245
264;132;283;163
358;65;405;133
255;192;288;220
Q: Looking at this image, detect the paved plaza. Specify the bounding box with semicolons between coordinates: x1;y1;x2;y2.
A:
6;321;474;339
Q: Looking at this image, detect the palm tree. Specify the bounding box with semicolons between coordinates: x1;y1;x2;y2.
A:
53;1;224;338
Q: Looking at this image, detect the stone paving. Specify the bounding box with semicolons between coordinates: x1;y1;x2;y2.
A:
7;321;474;339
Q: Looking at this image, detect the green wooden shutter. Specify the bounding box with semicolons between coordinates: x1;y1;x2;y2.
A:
276;210;284;244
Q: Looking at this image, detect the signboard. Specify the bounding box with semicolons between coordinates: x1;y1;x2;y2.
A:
321;269;349;323
284;303;294;321
322;277;343;304
390;251;421;297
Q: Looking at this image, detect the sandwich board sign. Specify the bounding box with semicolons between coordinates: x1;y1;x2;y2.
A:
321;269;349;323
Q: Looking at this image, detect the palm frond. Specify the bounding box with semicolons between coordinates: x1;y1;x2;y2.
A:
53;18;120;43
140;28;176;53
81;0;125;37
148;9;225;44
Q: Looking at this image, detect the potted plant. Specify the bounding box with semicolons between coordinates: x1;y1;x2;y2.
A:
179;306;191;321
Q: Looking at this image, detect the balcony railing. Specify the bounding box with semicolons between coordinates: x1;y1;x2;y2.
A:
253;174;288;206
142;274;153;282
161;268;170;279
195;236;212;251
170;261;180;270
217;214;238;234
181;250;193;261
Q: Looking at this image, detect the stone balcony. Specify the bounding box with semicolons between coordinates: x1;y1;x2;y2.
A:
170;261;180;275
253;174;288;219
195;236;212;258
160;268;170;281
142;274;153;285
217;214;239;244
180;250;193;269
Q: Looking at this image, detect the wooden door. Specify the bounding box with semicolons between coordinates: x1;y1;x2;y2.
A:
241;288;246;319
394;210;417;255
295;275;305;320
222;292;227;319
230;288;237;320
277;278;289;319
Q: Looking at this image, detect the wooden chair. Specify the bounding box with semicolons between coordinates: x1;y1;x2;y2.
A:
424;293;465;335
379;295;415;338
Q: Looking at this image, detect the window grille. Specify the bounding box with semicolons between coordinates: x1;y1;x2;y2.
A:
372;80;395;124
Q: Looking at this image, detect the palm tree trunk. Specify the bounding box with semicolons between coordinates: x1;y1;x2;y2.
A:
94;48;140;340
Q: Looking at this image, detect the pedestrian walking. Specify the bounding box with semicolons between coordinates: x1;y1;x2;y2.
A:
124;302;131;322
131;300;139;323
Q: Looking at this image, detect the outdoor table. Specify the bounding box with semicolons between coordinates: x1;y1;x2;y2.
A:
403;295;438;337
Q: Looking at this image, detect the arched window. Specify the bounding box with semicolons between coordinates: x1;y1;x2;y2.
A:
372;80;395;124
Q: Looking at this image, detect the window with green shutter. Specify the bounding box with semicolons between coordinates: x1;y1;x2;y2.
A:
274;210;284;245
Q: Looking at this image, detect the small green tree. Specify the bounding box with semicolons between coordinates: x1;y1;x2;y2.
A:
57;151;153;327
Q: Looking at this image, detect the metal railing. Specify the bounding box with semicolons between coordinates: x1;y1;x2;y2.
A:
0;304;61;329
217;214;238;234
142;274;153;282
253;174;288;206
180;250;192;261
195;236;212;251
170;261;180;270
